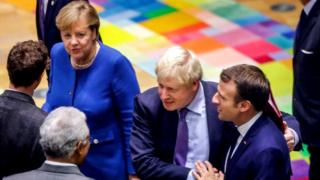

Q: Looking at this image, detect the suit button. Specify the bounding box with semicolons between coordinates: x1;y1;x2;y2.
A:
69;91;72;95
93;139;99;144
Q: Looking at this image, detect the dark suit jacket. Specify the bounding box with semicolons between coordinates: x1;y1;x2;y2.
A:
3;163;93;180
224;114;291;180
293;0;320;146
0;90;47;178
36;0;89;53
130;81;227;180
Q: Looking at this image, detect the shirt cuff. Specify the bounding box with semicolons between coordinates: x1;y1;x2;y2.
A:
187;169;196;180
289;127;299;147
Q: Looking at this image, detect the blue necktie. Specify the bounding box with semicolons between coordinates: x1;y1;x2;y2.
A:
174;108;189;166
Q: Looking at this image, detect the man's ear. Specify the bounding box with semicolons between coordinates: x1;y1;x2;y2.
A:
238;100;251;112
75;140;86;155
191;80;199;91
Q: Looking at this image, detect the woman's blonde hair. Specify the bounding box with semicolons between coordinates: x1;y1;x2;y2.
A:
56;1;100;35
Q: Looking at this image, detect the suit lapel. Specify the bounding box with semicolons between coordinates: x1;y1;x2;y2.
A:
202;81;224;164
162;109;179;159
295;1;320;54
226;115;267;175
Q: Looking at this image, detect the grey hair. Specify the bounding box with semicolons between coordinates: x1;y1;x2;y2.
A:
155;46;203;87
39;106;89;158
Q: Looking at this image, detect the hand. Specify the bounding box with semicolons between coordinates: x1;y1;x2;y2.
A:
283;121;295;151
128;175;140;180
192;161;224;180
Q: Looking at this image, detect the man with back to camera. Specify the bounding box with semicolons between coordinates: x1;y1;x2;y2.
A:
4;106;93;180
193;64;291;180
0;40;48;178
130;46;301;180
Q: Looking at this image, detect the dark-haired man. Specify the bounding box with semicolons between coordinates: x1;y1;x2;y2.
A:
194;64;291;180
0;40;48;178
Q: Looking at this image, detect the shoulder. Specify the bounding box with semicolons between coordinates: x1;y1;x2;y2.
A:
252;116;288;151
10;99;47;125
201;81;218;93
3;169;38;180
135;87;162;110
99;43;127;62
136;87;159;102
51;42;67;57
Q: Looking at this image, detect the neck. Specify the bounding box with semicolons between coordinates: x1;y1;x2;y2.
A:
234;110;258;126
184;81;200;108
9;83;34;96
46;156;77;165
71;41;98;69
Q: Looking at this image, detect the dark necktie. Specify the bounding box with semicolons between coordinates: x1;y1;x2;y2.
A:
226;128;240;170
38;0;45;39
295;10;307;47
174;108;189;166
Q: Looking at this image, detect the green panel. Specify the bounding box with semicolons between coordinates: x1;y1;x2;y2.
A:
144;6;177;18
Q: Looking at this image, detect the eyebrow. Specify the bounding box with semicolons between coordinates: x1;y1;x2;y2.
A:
217;85;226;100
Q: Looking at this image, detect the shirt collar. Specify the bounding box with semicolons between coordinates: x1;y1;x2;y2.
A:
45;160;77;167
304;0;317;15
186;82;204;115
237;111;263;137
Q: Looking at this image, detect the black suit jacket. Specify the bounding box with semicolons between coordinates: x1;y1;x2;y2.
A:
36;0;89;53
293;0;320;146
4;163;93;180
0;90;47;178
130;81;227;180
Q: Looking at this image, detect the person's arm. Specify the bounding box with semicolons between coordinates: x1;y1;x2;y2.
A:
253;148;291;180
111;55;140;176
282;112;302;151
130;96;191;180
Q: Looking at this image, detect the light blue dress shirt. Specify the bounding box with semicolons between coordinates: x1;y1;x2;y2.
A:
185;83;209;180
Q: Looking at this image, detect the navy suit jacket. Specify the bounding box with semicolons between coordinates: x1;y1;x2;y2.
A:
130;81;227;180
36;0;89;52
293;0;320;146
224;114;291;180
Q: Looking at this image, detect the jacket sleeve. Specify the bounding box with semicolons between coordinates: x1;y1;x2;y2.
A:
282;112;302;151
130;96;191;180
252;148;291;180
111;55;140;174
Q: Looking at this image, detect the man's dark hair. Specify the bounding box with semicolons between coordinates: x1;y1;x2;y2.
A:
7;40;48;87
220;64;270;111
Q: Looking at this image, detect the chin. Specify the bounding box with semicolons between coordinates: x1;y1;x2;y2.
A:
218;114;226;121
163;104;177;111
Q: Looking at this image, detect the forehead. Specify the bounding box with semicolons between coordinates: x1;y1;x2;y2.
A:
158;77;185;88
218;80;237;98
62;18;89;31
